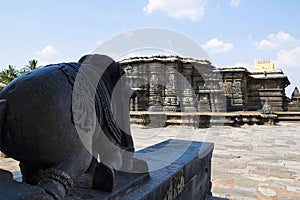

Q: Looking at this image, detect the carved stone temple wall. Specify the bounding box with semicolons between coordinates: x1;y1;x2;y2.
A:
120;55;226;112
214;67;249;111
119;55;292;112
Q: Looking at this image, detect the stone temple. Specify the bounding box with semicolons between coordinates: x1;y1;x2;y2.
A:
120;55;297;112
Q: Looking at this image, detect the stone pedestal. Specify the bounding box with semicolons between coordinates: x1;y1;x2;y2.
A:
65;171;149;199
66;139;214;199
122;139;214;200
0;169;46;200
0;140;213;200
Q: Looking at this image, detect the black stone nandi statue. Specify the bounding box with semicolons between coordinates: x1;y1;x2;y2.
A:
0;54;147;199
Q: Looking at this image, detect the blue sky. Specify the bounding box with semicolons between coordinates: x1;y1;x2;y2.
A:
0;0;299;96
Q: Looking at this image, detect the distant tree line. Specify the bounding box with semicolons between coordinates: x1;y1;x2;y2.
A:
0;60;39;85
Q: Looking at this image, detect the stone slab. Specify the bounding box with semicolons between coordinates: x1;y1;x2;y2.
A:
67;139;213;199
0;139;213;200
66;171;149;199
0;169;46;200
120;139;214;200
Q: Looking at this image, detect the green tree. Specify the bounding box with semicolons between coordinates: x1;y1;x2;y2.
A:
26;59;38;71
0;65;19;84
20;59;39;74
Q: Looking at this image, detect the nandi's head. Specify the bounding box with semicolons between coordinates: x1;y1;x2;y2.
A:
78;54;133;99
77;54;134;149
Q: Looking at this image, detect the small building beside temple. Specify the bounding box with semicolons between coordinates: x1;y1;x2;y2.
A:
288;87;300;111
120;56;293;112
214;65;290;112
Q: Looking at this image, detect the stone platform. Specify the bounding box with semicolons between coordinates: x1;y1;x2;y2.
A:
275;112;300;121
67;139;214;199
0;169;46;200
118;139;213;200
2;122;300;199
0;139;213;200
130;111;279;127
65;171;149;199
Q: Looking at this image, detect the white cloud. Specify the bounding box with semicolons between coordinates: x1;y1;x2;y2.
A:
253;31;300;69
255;31;299;50
202;38;234;54
230;0;240;7
277;46;300;68
143;0;207;21
254;40;276;50
36;45;61;66
37;45;59;58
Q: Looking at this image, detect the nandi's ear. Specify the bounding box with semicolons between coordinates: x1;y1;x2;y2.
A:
78;54;114;69
78;54;115;76
108;62;124;85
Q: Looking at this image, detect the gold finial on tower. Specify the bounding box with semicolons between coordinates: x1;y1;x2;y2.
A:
254;59;275;71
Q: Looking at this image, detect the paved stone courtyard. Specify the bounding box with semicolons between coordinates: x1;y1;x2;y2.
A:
1;122;299;199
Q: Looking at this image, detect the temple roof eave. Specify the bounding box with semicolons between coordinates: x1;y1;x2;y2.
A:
119;55;213;67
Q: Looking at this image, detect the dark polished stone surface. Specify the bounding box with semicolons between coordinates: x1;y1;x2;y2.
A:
66;171;149;200
121;139;213;200
0;169;46;200
67;139;214;199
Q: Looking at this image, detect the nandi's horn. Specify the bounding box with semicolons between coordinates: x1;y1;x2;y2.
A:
0;99;7;146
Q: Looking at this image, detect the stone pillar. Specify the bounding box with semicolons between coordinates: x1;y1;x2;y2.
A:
138;64;149;111
180;65;197;112
134;89;148;111
208;73;220;112
148;63;164;111
196;75;209;112
125;65;136;111
131;66;139;111
130;98;135;111
125;64;149;111
163;65;179;111
133;64;149;111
